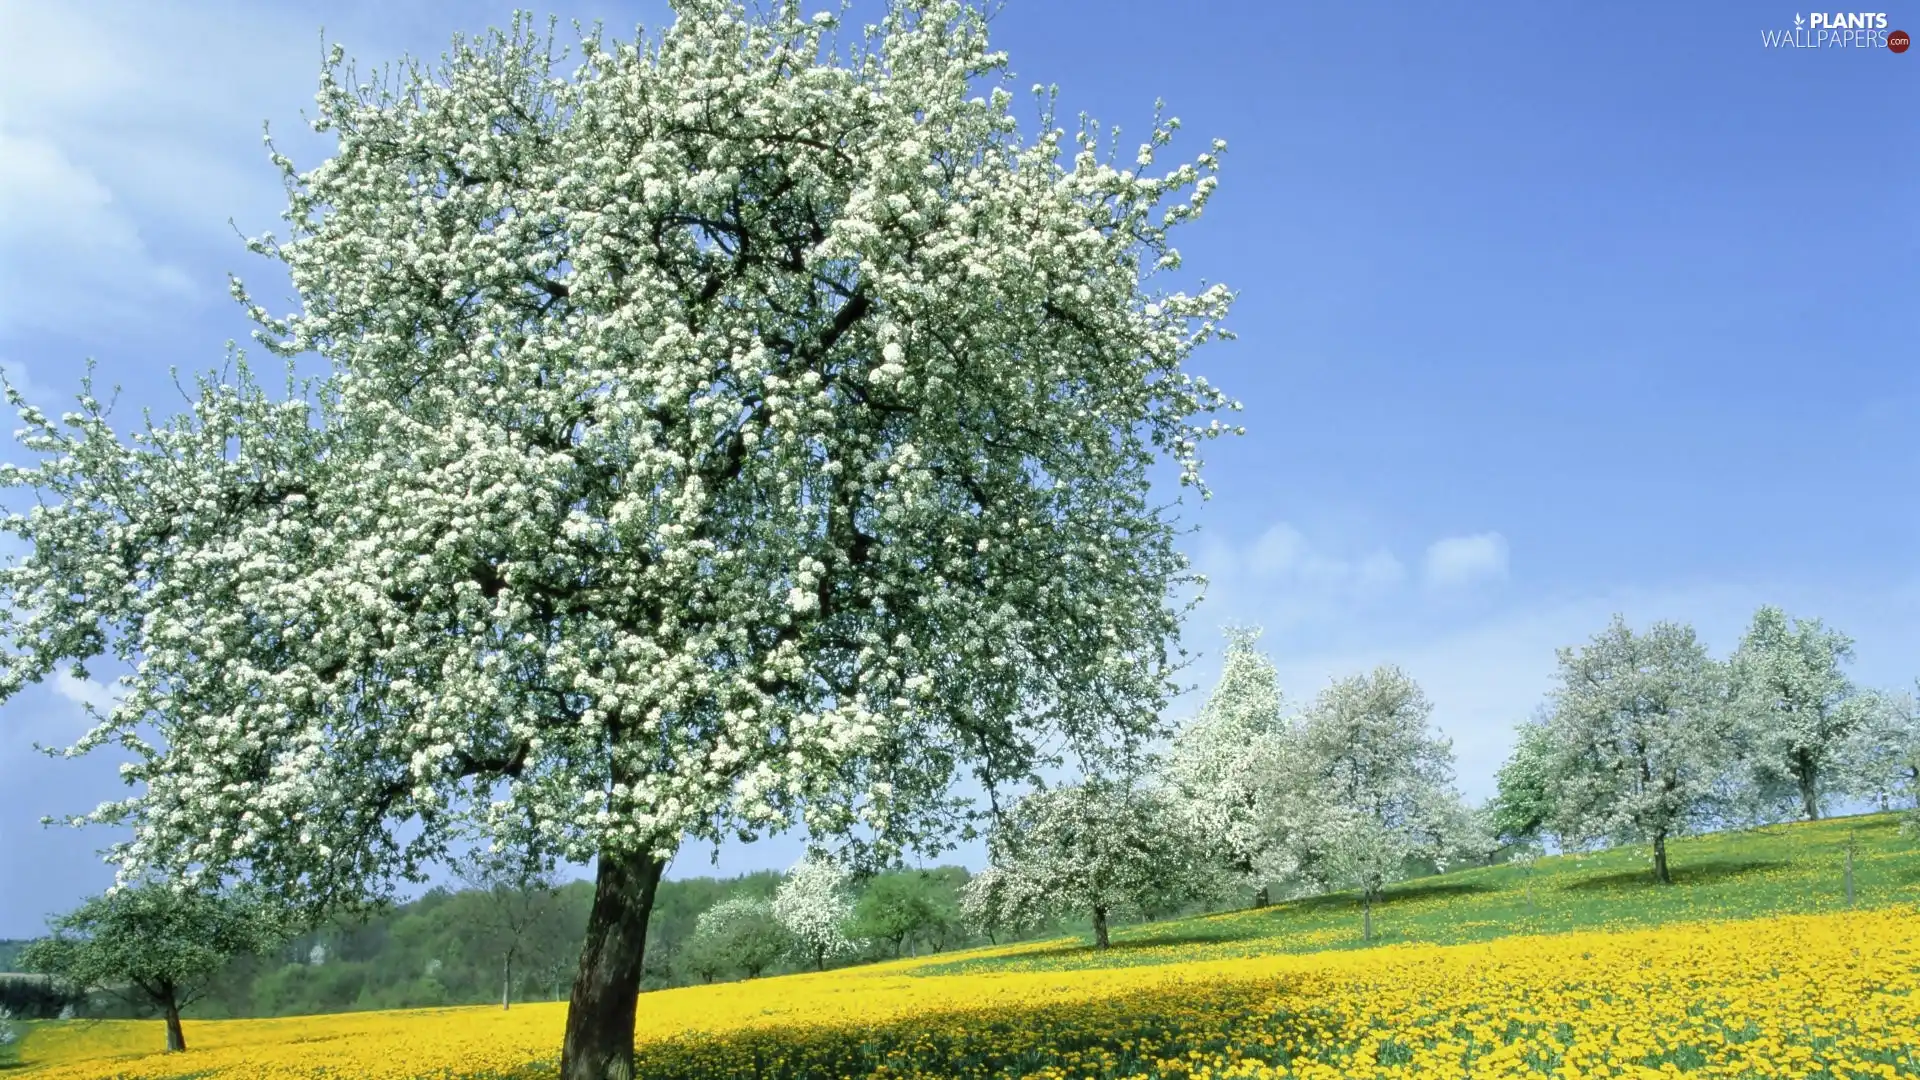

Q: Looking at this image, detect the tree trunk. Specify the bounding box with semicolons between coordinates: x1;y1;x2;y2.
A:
162;989;186;1053
1252;884;1270;910
1799;766;1821;821
559;847;665;1080
814;949;825;973
1092;905;1110;950
1652;831;1672;884
1362;892;1373;943
502;955;513;1010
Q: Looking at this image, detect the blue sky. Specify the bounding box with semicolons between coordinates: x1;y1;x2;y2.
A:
0;0;1913;937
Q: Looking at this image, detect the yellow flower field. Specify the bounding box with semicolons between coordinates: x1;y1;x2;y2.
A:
17;907;1919;1080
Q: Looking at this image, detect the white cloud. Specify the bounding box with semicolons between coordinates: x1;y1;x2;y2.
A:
1245;523;1405;591
0;358;47;403
51;671;123;720
0;1;449;337
1196;522;1406;633
1422;532;1510;590
0;130;196;333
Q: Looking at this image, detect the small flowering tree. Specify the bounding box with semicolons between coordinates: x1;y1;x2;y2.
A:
1488;716;1557;850
1163;626;1304;907
771;856;860;971
1836;683;1920;818
19;883;284;1054
0;3;1236;1076
957;865;1021;945
980;777;1223;949
1509;844;1542;911
1296;665;1463;940
686;895;793;981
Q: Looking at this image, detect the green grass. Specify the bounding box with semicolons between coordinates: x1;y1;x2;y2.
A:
920;811;1920;975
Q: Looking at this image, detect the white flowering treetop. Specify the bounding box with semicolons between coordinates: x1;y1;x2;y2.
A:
1728;606;1864;821
1836;682;1920;817
771;855;860;971
1294;665;1460;936
0;3;1236;1075
977;777;1222;949
1163;626;1302;906
685;893;791;980
1540;617;1733;884
956;863;1017;944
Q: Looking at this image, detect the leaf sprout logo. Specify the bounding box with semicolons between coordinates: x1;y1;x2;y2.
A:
1762;11;1902;47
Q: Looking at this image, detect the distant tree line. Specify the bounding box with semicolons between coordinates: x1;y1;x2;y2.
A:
2;862;1106;1027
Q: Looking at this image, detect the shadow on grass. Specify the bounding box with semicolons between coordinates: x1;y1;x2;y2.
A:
1559;859;1788;893
632;977;1298;1080
1274;880;1498;916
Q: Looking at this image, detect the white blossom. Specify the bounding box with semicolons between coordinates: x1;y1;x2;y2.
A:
1728;606;1867;821
1538;616;1735;884
974;776;1224;949
771;854;861;970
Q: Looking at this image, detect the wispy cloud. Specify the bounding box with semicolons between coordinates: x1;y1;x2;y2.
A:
1422;532;1510;590
51;671;124;721
0;130;197;333
0;2;356;337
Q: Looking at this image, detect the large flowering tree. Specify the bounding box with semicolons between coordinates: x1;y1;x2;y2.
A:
1539;617;1734;884
0;3;1236;1076
1728;606;1866;821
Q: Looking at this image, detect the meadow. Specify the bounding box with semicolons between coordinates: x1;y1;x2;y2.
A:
10;814;1918;1080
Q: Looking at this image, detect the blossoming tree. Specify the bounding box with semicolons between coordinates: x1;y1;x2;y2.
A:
684;894;791;980
974;777;1224;949
770;855;860;971
1836;681;1920;817
0;3;1236;1076
19;884;283;1054
1728;606;1866;821
1539;617;1734;884
1295;665;1461;939
1162;626;1303;907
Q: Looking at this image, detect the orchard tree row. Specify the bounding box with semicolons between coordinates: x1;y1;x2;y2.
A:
1489;609;1920;882
963;630;1485;947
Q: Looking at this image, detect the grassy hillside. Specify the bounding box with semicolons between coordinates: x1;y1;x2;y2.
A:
925;810;1920;975
13;813;1919;1080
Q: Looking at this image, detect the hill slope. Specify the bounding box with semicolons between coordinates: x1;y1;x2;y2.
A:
13;813;1920;1080
924;810;1920;975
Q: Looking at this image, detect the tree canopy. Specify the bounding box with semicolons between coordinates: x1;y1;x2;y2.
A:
1538;617;1733;884
20;884;283;1053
